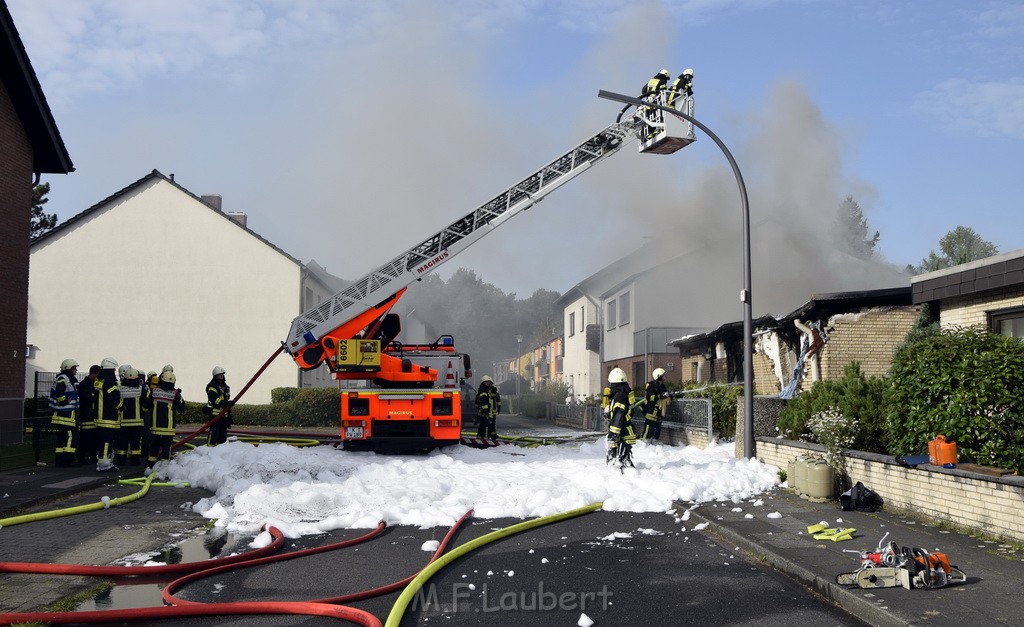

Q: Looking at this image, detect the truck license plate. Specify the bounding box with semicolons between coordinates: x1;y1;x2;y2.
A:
345;427;364;439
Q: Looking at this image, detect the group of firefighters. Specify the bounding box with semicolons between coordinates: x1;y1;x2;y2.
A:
48;358;232;471
604;367;671;468
472;365;671;469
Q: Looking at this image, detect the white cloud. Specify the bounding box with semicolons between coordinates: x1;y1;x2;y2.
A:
916;78;1024;139
973;3;1024;38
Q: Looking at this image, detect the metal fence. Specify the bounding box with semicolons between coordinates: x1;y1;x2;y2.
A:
551;403;605;431
664;398;713;441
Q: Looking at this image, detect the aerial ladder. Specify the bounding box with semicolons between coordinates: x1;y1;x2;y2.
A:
282;86;696;452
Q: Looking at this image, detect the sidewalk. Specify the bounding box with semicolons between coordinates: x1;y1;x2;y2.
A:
0;462;143;518
689;487;1024;627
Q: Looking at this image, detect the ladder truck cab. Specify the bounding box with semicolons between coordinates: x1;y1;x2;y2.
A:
282;78;695;454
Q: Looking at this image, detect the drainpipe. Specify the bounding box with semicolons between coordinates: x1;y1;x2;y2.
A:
793;319;820;383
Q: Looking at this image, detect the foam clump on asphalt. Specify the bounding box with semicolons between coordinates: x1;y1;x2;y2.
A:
154;439;781;537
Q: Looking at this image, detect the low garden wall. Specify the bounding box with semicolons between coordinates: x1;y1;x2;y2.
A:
756;437;1024;543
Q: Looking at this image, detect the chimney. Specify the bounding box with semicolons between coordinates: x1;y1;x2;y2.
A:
226;212;248;228
201;194;223;211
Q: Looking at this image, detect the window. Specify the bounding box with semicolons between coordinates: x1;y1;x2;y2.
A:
619;292;631;325
606;300;616;329
991;307;1024;339
569;312;576;337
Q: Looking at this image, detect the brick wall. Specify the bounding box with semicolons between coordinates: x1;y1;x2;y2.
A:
939;287;1024;328
0;82;34;445
755;438;1024;543
820;306;919;380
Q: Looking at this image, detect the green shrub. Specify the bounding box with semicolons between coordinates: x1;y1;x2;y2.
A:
703;384;742;437
777;363;888;453
885;325;1024;473
517;393;549;418
271;387;301;404
291;387;341;427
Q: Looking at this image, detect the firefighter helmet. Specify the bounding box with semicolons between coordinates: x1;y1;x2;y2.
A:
212;366;226;376
682;68;693;77
652;368;666;379
608;368;627;384
100;357;119;370
118;364;131;378
660;68;669;75
60;358;79;370
481;375;493;383
123;367;139;380
162;364;174;373
160;371;176;384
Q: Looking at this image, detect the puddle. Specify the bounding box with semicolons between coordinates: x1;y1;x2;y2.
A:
75;528;245;612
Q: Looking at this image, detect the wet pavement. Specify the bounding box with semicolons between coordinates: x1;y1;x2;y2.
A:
2;419;1022;625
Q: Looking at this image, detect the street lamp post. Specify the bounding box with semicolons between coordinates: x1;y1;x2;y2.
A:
597;89;755;459
515;334;523;401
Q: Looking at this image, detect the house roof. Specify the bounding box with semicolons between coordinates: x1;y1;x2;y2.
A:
304;259;351;293
911;249;1024;303
31;169;301;266
669;315;779;350
669;286;911;349
0;2;72;174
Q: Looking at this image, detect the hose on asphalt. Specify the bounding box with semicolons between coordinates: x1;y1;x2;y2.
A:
0;523;388;627
384;502;604;626
0;526;285;576
0;471;159;529
162;521;388;605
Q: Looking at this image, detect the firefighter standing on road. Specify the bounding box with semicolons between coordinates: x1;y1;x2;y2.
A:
605;367;637;468
50;359;80;467
150;371;185;463
94;357;122;472
206;366;232;446
642;368;670;441
475;375;501;440
76;364;100;465
117;367;149;465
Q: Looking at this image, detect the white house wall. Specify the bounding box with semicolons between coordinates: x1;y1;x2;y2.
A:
561;294;600;401
27;177;300;403
603;282;637;362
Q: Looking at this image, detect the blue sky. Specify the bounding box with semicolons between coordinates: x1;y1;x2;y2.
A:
10;0;1024;302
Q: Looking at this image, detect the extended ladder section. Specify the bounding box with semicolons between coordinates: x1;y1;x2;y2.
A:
285;120;641;356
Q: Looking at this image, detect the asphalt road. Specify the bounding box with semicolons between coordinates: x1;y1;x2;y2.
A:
0;415;864;625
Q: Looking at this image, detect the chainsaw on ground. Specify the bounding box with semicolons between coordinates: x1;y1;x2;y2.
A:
834;532;967;590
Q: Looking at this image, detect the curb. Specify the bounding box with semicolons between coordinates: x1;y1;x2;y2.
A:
688;507;910;627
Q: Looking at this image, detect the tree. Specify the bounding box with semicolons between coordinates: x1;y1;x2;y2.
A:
832;195;879;259
30;182;57;238
400;269;563;381
910;226;997;273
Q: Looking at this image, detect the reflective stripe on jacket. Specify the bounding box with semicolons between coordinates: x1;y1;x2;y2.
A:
50;373;79;427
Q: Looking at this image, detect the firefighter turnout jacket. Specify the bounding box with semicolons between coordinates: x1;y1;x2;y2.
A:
49;372;79;428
